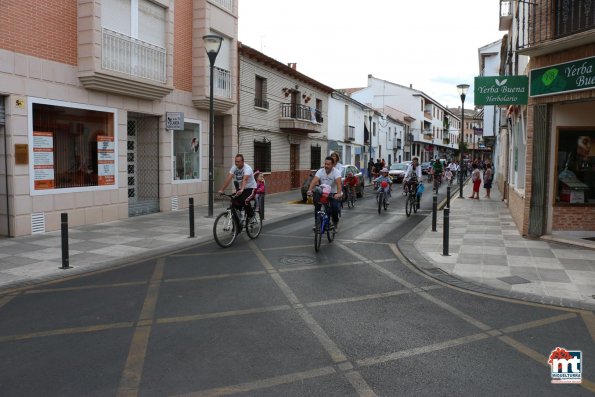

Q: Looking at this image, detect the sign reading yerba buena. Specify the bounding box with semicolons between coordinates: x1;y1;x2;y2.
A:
474;76;528;105
531;56;595;97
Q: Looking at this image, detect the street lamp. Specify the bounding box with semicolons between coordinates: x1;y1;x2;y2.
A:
457;83;469;198
203;34;223;217
365;109;374;165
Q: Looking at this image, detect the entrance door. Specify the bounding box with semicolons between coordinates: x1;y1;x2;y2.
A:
127;114;160;216
290;144;300;188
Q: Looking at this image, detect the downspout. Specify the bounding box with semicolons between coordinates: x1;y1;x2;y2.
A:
2;99;10;236
236;43;241;154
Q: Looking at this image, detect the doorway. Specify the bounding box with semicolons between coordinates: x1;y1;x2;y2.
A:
127;113;160;216
290;144;300;188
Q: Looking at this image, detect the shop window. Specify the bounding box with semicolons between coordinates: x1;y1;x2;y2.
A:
254;141;271;172
31;102;116;192
173;122;201;181
556;130;595;204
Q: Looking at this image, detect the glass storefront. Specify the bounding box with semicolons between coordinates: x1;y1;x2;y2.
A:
173;122;201;181
556;129;595;204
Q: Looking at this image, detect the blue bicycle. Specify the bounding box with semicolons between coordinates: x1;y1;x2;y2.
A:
314;201;336;252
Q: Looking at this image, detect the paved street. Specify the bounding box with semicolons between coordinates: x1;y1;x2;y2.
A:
1;189;594;396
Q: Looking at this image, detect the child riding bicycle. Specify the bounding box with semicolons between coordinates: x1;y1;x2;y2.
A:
343;171;358;201
373;168;393;205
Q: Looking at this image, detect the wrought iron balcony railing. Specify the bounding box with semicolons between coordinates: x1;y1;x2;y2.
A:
281;104;322;123
102;28;166;83
211;0;233;11
254;98;269;109
517;0;595;50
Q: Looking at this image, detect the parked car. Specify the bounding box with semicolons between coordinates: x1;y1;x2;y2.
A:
388;163;408;183
421;162;432;175
300;164;365;202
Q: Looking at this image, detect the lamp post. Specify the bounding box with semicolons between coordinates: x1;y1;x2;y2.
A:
203;34;223;217
456;84;469;198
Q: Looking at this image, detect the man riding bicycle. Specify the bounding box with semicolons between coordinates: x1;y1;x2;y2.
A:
404;157;422;194
343;171;358;201
218;153;257;219
307;156;343;231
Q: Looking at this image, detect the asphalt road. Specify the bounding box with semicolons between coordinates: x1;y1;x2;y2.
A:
1;185;594;396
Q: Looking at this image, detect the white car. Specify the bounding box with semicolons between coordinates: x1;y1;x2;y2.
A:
388;163;408;183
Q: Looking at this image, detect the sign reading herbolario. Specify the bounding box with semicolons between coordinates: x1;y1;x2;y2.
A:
97;136;116;186
32;131;55;189
531;56;595;97
474;76;528;106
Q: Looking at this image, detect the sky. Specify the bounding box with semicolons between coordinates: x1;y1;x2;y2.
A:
238;0;504;109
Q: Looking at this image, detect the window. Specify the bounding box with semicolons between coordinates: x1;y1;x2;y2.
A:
173;122;201;181
555;130;594;204
102;0;166;47
311;145;321;170
31;101;116;192
254;76;269;109
254;141;271;172
315;99;323;122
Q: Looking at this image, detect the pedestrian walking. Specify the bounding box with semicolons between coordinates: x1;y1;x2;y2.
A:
468;163;481;199
483;163;493;199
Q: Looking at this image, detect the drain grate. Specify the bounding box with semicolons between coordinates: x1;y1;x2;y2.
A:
279;256;317;266
498;276;531;285
426;267;448;276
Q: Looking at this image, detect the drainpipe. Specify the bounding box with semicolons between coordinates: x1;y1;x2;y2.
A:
2;100;10;236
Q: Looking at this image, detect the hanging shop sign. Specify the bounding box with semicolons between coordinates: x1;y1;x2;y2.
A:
32;131;55;189
530;56;595;97
474;76;528;106
97;136;116;186
165;112;184;130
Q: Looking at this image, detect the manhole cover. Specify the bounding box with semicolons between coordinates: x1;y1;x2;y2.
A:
279;255;317;266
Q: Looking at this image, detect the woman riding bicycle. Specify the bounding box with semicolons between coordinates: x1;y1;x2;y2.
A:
373;168;392;205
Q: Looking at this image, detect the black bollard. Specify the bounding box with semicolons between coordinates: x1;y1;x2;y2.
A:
189;197;195;238
443;207;450;256
447;186;451;209
432;195;437;232
60;213;71;269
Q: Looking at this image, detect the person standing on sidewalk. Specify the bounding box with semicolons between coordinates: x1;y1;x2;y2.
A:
483;163;493;199
367;159;374;183
468;163;481;199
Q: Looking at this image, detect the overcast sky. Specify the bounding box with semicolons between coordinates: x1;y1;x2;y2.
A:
238;0;503;109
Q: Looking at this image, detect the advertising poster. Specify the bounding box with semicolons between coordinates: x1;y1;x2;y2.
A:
33;131;55;189
557;131;595;203
97;135;116;186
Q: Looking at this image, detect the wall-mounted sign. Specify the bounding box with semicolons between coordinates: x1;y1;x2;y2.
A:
166;112;184;130
32;131;54;189
530;56;595;97
474;76;528;105
97;136;115;186
15;144;28;165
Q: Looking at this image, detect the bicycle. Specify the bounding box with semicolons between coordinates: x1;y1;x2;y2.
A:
375;183;389;214
344;184;356;208
213;193;262;248
312;197;336;252
433;172;442;194
405;180;422;217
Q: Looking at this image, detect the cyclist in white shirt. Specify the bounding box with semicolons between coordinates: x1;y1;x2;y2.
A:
307;156;343;231
218;154;257;218
404;157;422;194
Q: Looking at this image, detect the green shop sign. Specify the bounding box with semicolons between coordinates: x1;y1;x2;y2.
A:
531;56;595;97
474;76;528;106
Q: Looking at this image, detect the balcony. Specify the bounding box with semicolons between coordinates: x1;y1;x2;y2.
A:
423;110;432;120
423;133;433;141
211;0;233;12
192;66;235;112
79;28;173;100
279;104;322;133
344;125;355;141
517;0;595;56
396;139;402;149
214;67;232;99
499;0;512;31
443;138;450;145
254;97;269;109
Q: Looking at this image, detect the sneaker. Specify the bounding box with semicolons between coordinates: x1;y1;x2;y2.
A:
312;226;317;232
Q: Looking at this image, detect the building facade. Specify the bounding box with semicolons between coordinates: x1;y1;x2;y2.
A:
328;92;368;172
238;44;332;194
0;0;238;237
500;0;595;237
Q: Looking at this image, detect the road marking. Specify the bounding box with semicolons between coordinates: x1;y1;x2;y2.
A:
164;270;267;283
116;258;164;397
580;310;595;342
498;335;595;393
344;370;377;397
499;312;577;334
357;332;490;367
278;260;365;273
172;366;337;397
0;322;134;343
169;249;251;257
157;305;291;324
306;289;413;308
25;281;147;294
261;244;313;251
0;293;18;309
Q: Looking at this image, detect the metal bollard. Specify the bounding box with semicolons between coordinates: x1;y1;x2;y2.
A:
432;195;437;232
442;207;450;256
60;213;71;269
447;186;451;209
189;197;195;238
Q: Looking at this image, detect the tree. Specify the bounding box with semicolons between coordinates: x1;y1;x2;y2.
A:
455;141;468;157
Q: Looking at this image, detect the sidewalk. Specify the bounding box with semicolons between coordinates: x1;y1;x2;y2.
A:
0;189;311;292
400;181;595;311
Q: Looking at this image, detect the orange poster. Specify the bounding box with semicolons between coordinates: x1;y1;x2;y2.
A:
32;131;55;189
97;135;115;186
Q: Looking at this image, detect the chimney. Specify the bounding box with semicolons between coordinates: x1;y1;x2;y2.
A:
288;62;297;70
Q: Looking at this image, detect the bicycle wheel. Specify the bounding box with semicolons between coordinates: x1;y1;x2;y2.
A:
383;196;388;211
245;213;262;239
213;210;237;248
314;215;322;252
406;195;413;217
327;218;335;242
377;193;382;214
